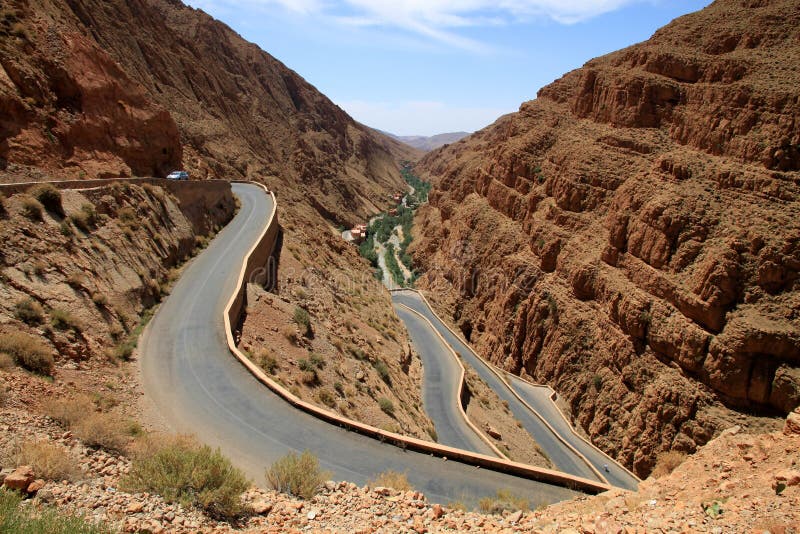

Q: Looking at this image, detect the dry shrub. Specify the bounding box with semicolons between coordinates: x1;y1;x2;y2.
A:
282;325;298;345
20;195;43;220
67;272;87;289
317;389;335;408
117;206;136;225
300;370;318;386
45;394;94;428
50;308;84;333
369;470;413;491
0;331;54;375
10;439;82;481
378;397;395;417
478;489;529;515
74;412;129;452
29;184;64;217
13;298;44;326
265;450;329;500
0;353;13;370
123;434;249;519
69;204;97;232
650;451;687;478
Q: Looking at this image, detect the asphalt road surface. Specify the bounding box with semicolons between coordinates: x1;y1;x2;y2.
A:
506;375;639;490
139;183;580;507
391;291;612;485
394;304;497;457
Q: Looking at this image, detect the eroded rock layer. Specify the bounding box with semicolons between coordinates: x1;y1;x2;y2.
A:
412;0;800;476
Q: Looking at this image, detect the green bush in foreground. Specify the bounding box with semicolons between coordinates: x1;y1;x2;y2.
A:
122;435;249;519
266;450;329;500
0;488;112;534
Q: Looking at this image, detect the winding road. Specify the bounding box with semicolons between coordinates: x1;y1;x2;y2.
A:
393;304;496;456
390;290;639;491
139;183;580;507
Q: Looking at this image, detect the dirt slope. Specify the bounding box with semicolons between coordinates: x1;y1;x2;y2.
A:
412;0;799;476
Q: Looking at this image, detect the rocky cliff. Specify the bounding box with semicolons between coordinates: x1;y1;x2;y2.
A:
412;0;800;476
1;0;417;223
0;1;181;179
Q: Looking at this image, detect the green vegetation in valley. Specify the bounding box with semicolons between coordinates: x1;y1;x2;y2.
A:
357;164;431;287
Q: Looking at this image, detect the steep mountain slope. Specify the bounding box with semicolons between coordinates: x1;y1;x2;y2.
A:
1;0;430;436
412;0;799;476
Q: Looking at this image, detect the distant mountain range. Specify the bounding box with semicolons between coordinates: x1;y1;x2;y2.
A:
382;131;471;152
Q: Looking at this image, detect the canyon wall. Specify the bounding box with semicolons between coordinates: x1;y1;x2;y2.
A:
412;0;799;476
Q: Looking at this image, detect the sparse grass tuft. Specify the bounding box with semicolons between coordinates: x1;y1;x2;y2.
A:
592;374;603;390
373;360;391;385
293;307;311;337
254;350;278;374
265;450;329;500
60;220;74;237
74;412;129;453
478;489;529;515
117;206;136;225
20;195;43;220
13;298;44;326
282;326;299;345
0;488;113;533
69;203;97;232
10;439;82;481
123;435;249;519
50;308;83;333
67;272;86;289
369;470;413;491
650;450;687;478
30;184;64;217
0;352;14;370
0;331;54;375
91;292;108;308
318;389;336;408
113;339;136;361
378;397;395;417
300;370;319;386
45;394;94;428
309;352;326;369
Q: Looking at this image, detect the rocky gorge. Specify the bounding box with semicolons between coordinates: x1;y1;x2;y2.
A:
411;0;799;477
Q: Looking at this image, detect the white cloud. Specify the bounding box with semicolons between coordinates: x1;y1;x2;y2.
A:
337;100;512;136
192;0;645;50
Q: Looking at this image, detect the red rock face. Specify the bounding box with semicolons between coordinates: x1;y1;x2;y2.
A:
0;2;181;179
54;0;416;223
413;0;799;476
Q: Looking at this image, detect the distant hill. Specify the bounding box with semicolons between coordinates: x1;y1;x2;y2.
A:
384;131;471;152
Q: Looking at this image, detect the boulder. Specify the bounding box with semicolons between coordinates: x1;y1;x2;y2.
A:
785;408;800;436
3;466;35;492
26;479;45;494
251;500;273;515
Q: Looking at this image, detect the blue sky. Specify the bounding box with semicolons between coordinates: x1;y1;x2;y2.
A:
186;0;711;136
